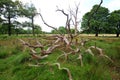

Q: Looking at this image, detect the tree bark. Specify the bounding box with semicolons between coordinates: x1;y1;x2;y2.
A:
116;33;119;37
8;7;11;36
32;16;35;36
8;17;11;36
95;33;98;37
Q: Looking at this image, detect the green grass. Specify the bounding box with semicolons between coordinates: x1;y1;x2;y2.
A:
0;36;120;80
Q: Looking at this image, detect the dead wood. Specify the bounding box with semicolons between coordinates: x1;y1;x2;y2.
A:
28;62;49;67
56;8;73;42
80;39;89;46
41;44;60;55
53;63;73;80
19;39;60;59
57;48;80;63
77;54;83;66
30;48;48;59
85;48;94;56
89;46;113;63
38;12;62;35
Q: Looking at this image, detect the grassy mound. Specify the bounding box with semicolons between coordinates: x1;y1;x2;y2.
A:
0;36;120;80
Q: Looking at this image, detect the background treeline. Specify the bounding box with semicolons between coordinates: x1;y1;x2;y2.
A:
0;0;120;37
0;0;42;36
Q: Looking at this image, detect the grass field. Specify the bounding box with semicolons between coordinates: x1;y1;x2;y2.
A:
0;35;120;80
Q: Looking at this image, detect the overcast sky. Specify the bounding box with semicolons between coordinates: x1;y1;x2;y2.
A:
18;0;120;32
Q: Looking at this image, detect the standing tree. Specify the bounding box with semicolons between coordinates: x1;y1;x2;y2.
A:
0;0;20;36
19;3;37;36
108;10;120;37
81;4;109;36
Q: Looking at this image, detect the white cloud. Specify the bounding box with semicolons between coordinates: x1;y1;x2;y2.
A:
104;0;120;12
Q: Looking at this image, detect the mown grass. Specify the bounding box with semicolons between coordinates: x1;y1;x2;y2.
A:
0;35;120;80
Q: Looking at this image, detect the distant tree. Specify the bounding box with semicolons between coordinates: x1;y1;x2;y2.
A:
0;0;21;36
22;21;32;34
108;10;120;37
19;3;37;36
51;29;58;34
22;21;31;28
34;24;42;35
81;4;109;36
58;26;66;34
13;21;22;35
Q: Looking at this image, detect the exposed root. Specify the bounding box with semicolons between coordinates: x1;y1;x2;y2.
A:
53;63;73;80
19;39;60;56
28;62;73;80
80;39;89;46
89;46;113;63
28;64;40;67
100;54;114;63
85;48;94;56
57;48;80;62
28;62;49;67
77;54;83;66
29;48;48;59
56;51;70;62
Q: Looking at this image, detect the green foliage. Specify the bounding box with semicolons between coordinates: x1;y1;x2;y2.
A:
0;0;24;36
108;10;120;37
81;5;109;36
58;26;66;34
19;2;37;36
81;5;120;37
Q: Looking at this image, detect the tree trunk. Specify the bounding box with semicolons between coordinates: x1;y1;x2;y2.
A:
32;16;35;36
95;27;99;37
116;33;119;37
95;32;98;37
8;15;11;36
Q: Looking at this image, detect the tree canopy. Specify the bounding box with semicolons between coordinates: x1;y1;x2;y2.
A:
81;4;120;37
108;10;120;37
81;5;109;36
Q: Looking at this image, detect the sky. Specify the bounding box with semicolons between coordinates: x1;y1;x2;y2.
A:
18;0;120;32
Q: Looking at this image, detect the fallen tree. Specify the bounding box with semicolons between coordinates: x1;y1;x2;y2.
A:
18;0;114;80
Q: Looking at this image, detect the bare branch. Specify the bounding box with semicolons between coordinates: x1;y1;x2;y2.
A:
85;48;94;56
38;12;62;34
30;48;48;59
56;9;68;16
56;8;73;40
77;54;83;66
46;44;60;53
90;46;113;63
28;62;48;67
39;13;57;30
19;39;29;46
53;63;73;80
